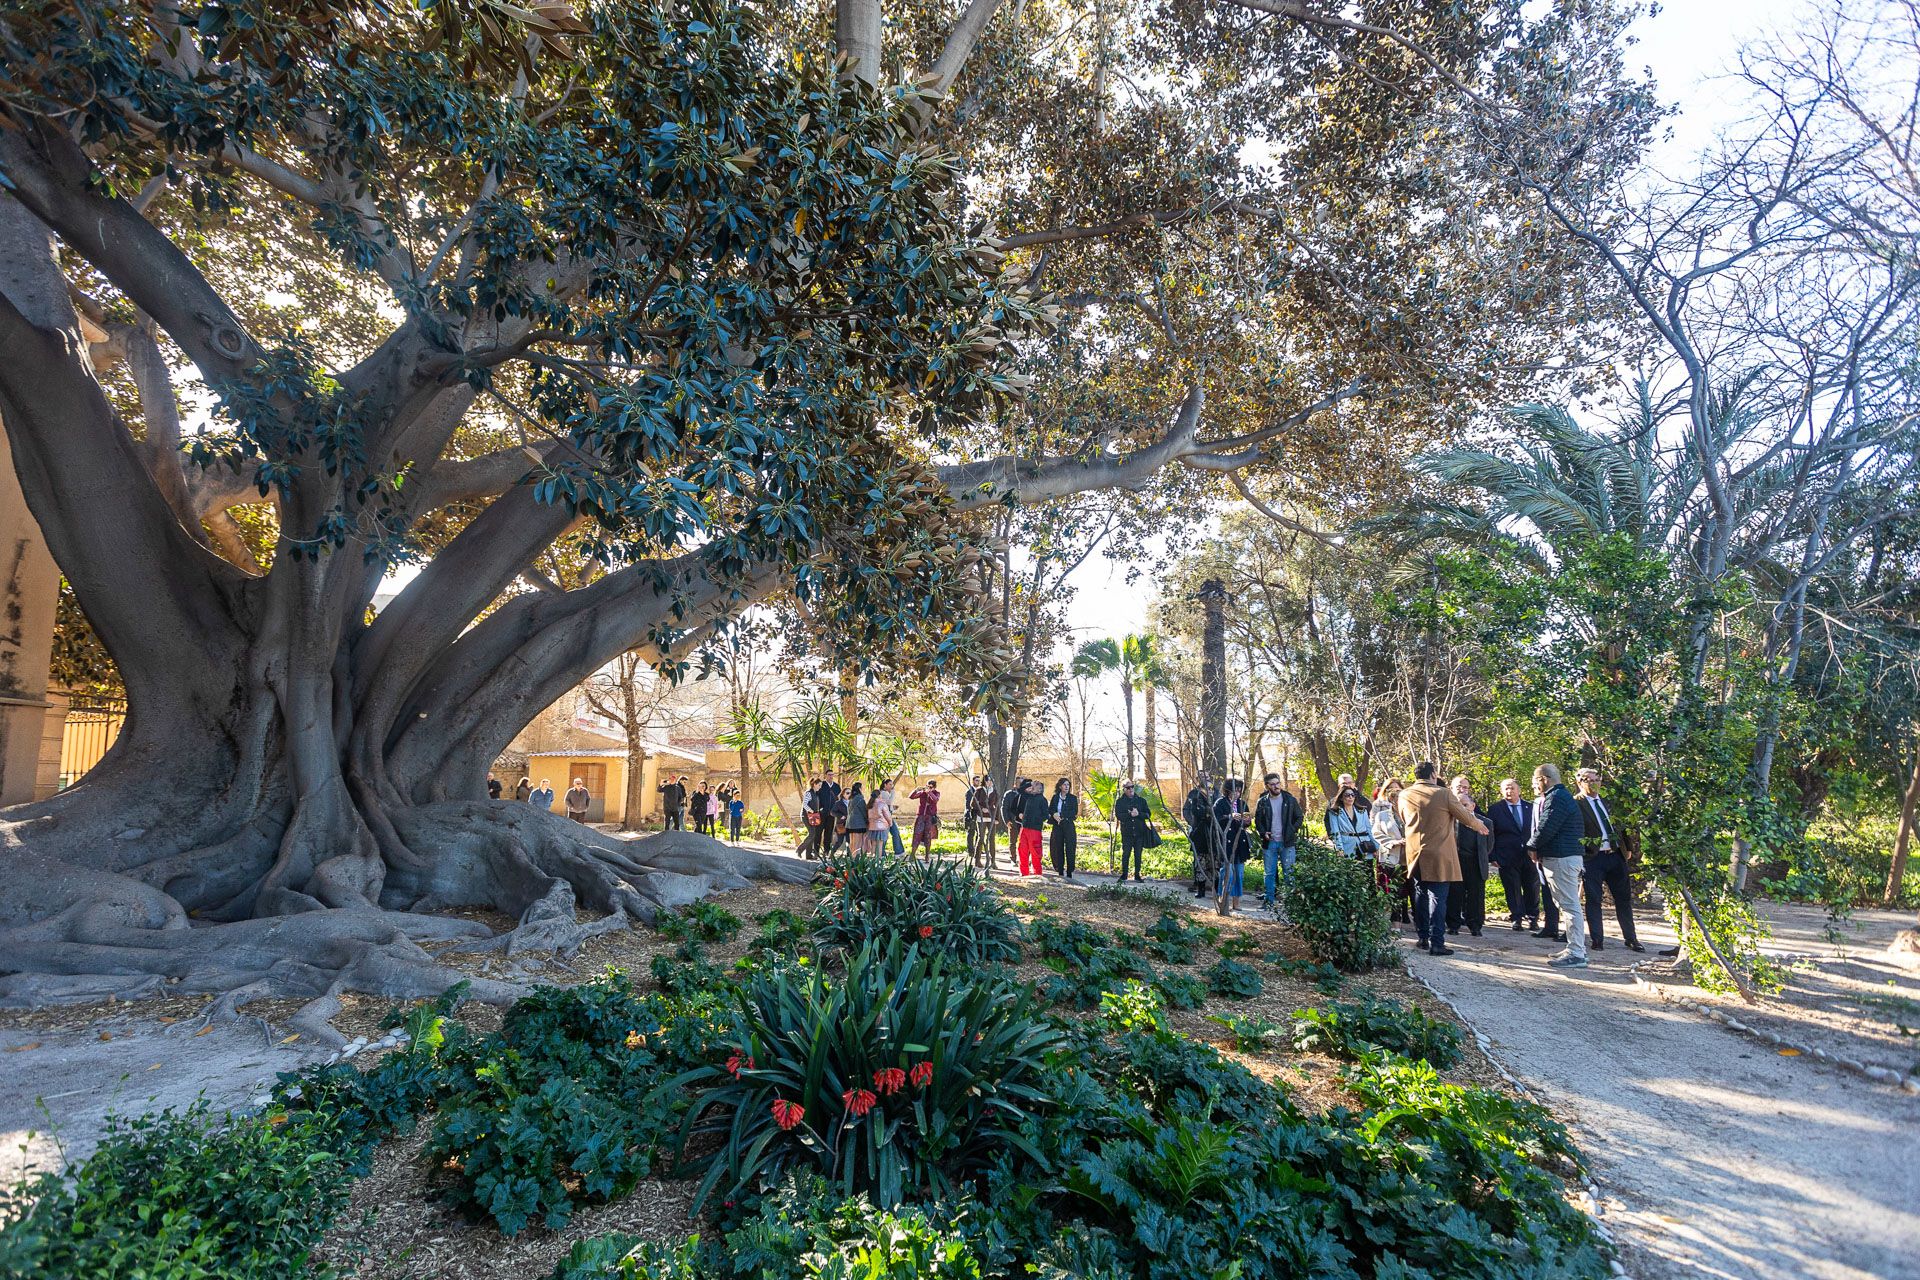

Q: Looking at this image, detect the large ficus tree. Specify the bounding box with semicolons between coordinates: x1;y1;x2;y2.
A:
0;0;1647;1020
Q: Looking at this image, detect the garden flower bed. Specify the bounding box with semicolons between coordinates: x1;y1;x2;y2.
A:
0;853;1609;1280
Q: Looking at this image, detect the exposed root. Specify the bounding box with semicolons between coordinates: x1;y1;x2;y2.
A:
0;801;813;1033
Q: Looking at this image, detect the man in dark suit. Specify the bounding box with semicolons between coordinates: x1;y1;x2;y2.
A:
1486;777;1540;931
1576;767;1642;951
1445;775;1493;936
1526;763;1589;968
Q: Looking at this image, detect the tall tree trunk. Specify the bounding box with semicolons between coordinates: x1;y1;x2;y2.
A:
1142;684;1159;789
1305;729;1337;802
1121;675;1135;781
835;0;882;86
1886;743;1920;907
624;739;649;833
1198;578;1227;780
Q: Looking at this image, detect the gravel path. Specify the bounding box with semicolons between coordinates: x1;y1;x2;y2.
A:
1404;908;1920;1280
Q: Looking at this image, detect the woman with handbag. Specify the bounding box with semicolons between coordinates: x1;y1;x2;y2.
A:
1370;778;1411;923
1326;787;1374;859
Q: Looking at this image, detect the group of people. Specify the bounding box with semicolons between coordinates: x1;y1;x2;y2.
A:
655;775;748;841
1177;773;1305;916
1322;762;1640;966
490;775;593;822
797;773;942;860
972;776;1084;877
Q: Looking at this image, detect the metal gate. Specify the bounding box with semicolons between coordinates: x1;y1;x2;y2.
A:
60;696;126;789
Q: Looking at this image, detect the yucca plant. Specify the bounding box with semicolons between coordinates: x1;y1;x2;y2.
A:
677;939;1064;1208
811;850;1020;965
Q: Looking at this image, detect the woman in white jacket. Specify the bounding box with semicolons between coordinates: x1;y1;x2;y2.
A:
1370;777;1410;923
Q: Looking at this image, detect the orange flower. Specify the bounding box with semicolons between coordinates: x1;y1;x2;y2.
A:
770;1099;805;1131
917;924;933;939
873;1066;906;1096
910;1060;933;1087
725;1053;754;1077
841;1087;878;1117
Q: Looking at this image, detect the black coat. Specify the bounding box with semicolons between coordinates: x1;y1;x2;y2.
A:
658;780;686;810
1051;792;1079;824
1213;794;1252;863
1455;809;1493;878
1020;790;1050;831
1002;788;1024;824
1487;797;1533;864
1115;793;1152;833
816;781;842;815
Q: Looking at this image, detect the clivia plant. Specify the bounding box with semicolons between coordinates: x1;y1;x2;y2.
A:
677;938;1064;1207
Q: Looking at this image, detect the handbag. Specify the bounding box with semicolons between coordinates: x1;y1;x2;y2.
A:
1356;837;1379;856
1142;823;1163;849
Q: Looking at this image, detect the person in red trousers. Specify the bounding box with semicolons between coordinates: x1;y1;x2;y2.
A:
1018;778;1049;875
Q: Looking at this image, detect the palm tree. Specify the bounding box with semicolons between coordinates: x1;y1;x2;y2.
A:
1071;633;1163;782
1359;392;1709;571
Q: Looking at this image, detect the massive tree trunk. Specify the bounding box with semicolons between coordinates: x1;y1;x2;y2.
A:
0;194;809;1028
1886;743;1919;909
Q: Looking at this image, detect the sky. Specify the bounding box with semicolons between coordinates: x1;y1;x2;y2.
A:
1058;0;1809;654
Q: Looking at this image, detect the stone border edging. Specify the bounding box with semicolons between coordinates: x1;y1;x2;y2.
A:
1626;961;1920;1096
1401;960;1633;1280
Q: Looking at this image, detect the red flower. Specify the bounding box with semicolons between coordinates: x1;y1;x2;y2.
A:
918;924;933;940
842;1088;878;1117
873;1067;907;1096
725;1053;754;1077
910;1061;933;1088
770;1099;805;1131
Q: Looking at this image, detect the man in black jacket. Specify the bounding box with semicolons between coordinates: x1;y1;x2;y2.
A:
1254;774;1304;913
1018;780;1049;876
1114;781;1153;882
1486;778;1539;931
1525;764;1589;968
658;774;687;830
1576;768;1642;951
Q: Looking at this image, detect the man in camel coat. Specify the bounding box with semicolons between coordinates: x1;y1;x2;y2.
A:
1397;761;1488;957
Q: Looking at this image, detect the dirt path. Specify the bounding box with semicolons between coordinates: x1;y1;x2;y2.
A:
0;1016;329;1182
1404;907;1920;1280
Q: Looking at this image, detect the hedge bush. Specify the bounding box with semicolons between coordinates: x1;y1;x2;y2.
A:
1280;843;1397;971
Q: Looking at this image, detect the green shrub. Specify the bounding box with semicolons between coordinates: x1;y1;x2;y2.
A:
1203;957;1264;999
0;1103;352;1280
658;899;745;944
1290;995;1463;1069
1204;1012;1286;1054
651;947;730;997
1280;845;1395;971
1142;911;1215;964
551;1174;984;1280
680;939;1065;1207
425;975;732;1235
1153;972;1209;1010
813;851;1020;965
1215;933;1259;959
1263;954;1347;996
751;908;810;956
